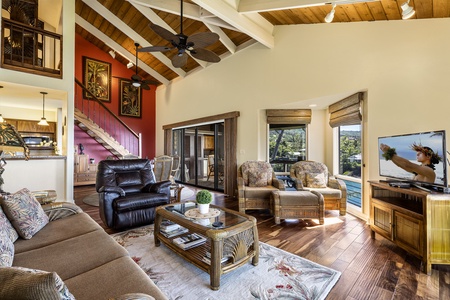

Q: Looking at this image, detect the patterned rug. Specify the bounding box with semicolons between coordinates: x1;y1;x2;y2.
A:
111;225;341;300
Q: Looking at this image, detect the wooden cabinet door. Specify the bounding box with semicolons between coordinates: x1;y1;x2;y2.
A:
4;119;18;128
17;120;37;132
37;122;56;133
204;136;214;149
74;154;89;173
393;211;423;257
370;202;392;239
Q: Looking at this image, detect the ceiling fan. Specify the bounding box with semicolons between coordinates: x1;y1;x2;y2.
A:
131;42;155;90
138;0;221;68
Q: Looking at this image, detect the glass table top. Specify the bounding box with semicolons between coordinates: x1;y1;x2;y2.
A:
164;201;248;229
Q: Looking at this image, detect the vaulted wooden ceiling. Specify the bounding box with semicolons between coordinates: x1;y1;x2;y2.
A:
75;0;450;87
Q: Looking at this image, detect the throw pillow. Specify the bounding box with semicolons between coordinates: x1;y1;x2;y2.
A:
0;206;19;243
0;266;75;300
306;173;327;188
248;171;268;187
0;231;14;267
1;188;49;239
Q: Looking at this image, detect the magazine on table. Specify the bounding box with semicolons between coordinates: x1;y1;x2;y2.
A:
202;255;229;265
160;220;180;232
172;233;207;250
160;226;188;238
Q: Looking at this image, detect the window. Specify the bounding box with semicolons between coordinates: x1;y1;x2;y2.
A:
269;124;306;172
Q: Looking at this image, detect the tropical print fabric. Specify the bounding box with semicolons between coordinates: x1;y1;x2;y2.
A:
0;206;19;243
241;161;273;186
0;231;14;267
1;188;49;239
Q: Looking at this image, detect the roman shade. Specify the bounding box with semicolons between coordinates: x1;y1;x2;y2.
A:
266;109;312;124
328;93;363;128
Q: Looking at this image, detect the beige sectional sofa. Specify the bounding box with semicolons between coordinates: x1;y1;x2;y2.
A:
1;201;168;300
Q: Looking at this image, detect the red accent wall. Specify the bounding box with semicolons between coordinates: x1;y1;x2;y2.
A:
74;33;156;161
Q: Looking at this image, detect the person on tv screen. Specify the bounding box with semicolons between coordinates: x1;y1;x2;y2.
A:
380;142;442;183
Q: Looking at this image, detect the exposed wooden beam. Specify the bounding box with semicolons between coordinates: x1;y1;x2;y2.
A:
75;15;170;86
82;0;185;77
192;0;274;48
238;0;380;13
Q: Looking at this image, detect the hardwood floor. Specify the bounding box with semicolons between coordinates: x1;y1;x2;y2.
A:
73;185;450;299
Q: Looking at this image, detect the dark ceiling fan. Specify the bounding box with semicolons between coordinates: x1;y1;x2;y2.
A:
131;42;156;90
138;0;221;68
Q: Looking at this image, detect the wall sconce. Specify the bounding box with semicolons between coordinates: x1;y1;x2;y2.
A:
37;91;49;126
401;0;415;20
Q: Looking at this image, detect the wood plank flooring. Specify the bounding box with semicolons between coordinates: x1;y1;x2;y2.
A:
73;185;450;299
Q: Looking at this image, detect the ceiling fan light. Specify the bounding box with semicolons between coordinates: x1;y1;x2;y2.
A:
132;82;141;87
401;2;415;20
38;117;49;126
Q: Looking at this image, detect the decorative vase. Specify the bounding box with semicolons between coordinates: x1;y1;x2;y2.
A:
198;203;210;214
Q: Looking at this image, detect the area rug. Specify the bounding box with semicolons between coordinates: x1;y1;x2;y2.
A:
111;225;341;300
82;187;196;207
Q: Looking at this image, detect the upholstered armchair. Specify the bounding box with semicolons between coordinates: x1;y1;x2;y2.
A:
96;159;171;230
237;161;285;213
290;161;347;216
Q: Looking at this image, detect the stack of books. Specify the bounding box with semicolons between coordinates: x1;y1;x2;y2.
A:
160;220;188;238
172;233;207;250
202;251;229;265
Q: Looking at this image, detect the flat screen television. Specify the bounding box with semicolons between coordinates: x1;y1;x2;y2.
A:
378;130;447;189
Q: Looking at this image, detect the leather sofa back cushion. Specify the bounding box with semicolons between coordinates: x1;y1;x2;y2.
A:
116;172;142;187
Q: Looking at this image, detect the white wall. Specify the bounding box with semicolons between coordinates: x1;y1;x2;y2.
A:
156;18;450;217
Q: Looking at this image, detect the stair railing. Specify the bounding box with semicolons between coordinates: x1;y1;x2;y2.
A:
74;78;141;157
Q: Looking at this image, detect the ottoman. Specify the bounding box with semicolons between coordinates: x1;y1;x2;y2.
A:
271;190;324;225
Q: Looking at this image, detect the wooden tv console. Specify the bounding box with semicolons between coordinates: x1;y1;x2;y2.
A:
369;181;450;274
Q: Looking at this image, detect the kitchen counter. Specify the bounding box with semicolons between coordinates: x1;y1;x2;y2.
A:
2;155;66;160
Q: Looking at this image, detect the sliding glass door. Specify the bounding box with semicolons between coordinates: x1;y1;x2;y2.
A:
172;122;224;191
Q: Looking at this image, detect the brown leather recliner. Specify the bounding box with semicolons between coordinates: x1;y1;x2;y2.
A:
96;159;171;230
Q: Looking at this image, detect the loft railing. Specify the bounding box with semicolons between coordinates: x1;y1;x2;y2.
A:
75;78;141;158
1;18;62;78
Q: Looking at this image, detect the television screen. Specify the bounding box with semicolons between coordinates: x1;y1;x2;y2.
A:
378;130;447;187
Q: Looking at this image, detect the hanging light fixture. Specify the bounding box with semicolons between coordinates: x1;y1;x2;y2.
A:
109;50;116;59
0;86;3;123
37;92;49;126
401;0;415;20
325;4;336;23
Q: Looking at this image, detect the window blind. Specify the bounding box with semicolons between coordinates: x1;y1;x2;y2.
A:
328;92;363;128
266;109;312;124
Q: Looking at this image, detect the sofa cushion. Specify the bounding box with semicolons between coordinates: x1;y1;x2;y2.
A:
303;187;342;199
13;230;128;280
0;266;75;300
65;257;168;300
0;231;14;267
1;188;49;239
14;212;102;254
244;185;279;199
306;173;327;188
0;206;19;243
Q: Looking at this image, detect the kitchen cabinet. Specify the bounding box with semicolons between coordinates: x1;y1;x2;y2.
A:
369;181;450;274
204;136;214;149
17;120;56;133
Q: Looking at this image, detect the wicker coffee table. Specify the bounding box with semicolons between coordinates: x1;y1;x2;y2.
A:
154;202;259;290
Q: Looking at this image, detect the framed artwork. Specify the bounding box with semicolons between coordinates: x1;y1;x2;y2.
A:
83;56;111;102
119;78;142;118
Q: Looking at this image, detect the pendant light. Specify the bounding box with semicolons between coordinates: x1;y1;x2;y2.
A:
0;86;3;123
37;91;49;126
401;0;415;20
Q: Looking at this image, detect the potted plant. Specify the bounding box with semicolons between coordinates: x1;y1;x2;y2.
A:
196;189;212;214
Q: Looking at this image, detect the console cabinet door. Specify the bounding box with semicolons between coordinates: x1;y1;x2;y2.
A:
371;202;393;239
393;211;423;257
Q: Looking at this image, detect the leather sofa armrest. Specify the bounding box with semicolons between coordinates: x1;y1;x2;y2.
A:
42;202;83;221
142;180;171;194
99;186;126;197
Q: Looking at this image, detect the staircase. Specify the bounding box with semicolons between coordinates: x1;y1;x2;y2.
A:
74;78;141;159
74;109;136;159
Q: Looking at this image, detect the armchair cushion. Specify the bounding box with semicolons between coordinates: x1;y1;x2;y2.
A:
306;173;327;188
241;161;273;186
0;231;14;267
1;188;49;240
0;266;75;300
116;171;142;187
248;170;268;187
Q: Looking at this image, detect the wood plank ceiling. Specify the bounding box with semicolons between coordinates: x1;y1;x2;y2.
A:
75;0;450;87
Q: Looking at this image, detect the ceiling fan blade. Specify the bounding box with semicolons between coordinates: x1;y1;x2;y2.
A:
131;74;141;81
172;53;188;68
141;84;150;90
190;48;221;63
150;24;178;43
142;79;159;85
138;46;173;52
188;32;220;49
